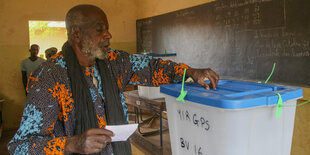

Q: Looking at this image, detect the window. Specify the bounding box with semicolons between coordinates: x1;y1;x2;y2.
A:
29;21;67;59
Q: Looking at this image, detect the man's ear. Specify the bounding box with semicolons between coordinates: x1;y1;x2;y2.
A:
69;26;81;43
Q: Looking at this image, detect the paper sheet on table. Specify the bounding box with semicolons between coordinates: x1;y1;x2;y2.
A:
105;124;138;142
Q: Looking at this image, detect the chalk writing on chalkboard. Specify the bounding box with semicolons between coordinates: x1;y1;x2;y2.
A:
176;10;195;17
215;0;273;10
137;0;310;86
141;18;152;25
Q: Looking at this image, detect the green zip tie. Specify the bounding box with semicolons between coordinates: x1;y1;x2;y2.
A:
282;100;310;107
276;93;283;118
276;93;310;118
176;69;187;103
265;63;276;84
164;50;167;57
295;100;310;106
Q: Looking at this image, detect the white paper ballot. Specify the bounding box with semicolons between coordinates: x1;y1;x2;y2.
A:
105;124;138;142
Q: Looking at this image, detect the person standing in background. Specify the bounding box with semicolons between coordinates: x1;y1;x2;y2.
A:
21;44;45;94
45;47;58;59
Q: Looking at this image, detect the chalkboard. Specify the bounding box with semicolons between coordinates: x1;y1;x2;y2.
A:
137;0;310;87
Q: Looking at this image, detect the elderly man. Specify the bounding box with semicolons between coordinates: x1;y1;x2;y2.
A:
8;4;219;155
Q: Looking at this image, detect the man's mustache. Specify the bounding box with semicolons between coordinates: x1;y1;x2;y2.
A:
99;40;110;49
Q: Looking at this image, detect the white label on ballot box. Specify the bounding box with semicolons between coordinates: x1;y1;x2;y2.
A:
175;108;211;155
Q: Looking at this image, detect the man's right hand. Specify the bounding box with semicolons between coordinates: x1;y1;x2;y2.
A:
65;128;114;154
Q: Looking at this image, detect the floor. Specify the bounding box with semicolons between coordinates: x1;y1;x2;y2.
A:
129;113;172;155
0;129;15;155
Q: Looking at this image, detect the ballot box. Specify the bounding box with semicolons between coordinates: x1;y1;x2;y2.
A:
136;53;176;99
138;85;164;99
160;80;302;155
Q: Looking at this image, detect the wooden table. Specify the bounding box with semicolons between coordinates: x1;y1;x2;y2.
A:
124;90;167;147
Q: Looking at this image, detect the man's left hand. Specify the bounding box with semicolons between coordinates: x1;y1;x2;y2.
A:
186;68;219;90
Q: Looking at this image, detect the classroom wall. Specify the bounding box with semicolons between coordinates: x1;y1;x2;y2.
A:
136;0;214;19
0;0;138;130
291;89;310;155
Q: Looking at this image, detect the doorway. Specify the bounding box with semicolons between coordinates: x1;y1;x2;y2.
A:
28;21;67;59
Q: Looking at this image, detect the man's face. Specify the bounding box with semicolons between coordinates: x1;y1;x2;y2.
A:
29;45;39;57
79;11;112;60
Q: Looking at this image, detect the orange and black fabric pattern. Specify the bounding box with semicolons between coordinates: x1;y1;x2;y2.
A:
8;49;188;154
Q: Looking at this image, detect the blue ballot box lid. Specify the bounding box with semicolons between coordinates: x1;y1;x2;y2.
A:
160;80;303;109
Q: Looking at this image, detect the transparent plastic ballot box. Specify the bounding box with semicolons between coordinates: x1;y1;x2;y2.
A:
160;80;302;155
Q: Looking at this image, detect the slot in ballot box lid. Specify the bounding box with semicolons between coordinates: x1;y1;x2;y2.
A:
160;80;303;109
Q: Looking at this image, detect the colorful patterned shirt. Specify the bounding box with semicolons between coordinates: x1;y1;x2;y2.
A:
8;49;189;154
